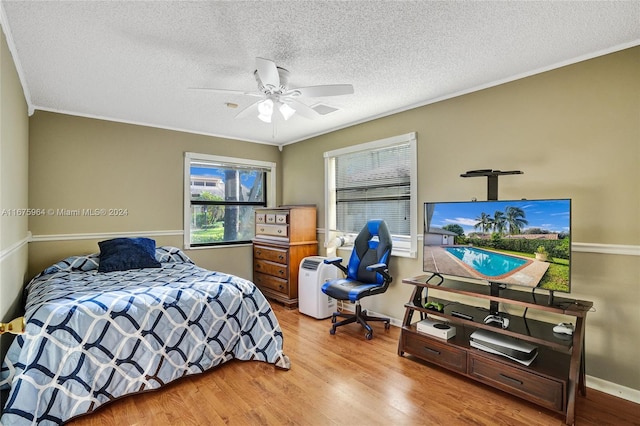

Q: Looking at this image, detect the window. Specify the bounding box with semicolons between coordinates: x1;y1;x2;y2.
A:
184;153;276;248
324;132;417;257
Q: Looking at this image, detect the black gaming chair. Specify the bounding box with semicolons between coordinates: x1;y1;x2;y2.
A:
321;219;393;340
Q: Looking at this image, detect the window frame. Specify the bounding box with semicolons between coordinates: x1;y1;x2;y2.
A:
184;152;276;249
323;132;418;258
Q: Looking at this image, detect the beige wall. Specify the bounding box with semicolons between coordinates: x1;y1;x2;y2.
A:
281;47;640;391
28;112;282;279
0;29;29;355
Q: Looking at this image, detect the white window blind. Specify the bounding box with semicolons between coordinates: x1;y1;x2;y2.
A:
335;144;411;234
324;133;417;258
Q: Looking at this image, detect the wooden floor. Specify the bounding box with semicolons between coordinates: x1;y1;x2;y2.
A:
68;303;639;426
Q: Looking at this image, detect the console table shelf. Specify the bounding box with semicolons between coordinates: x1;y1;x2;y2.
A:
402;299;574;352
399;275;592;425
414;278;592;316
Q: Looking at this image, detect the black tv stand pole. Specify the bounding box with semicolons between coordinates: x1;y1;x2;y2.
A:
489;282;501;315
461;169;523;316
460;169;523;201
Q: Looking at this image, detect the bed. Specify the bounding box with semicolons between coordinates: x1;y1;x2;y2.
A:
0;239;290;425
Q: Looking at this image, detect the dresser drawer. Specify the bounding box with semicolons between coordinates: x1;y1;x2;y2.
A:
256;224;288;239
254;272;288;294
254;259;288;279
254;245;288;263
256;212;288;224
468;353;564;412
402;330;466;373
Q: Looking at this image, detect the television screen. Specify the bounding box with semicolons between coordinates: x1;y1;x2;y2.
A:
424;199;571;293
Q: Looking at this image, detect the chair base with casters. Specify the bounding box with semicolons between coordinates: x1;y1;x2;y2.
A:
329;301;390;340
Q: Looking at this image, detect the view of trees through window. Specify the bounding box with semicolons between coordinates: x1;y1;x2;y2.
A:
189;165;266;245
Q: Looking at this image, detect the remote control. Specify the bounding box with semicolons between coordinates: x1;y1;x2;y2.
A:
451;311;473;321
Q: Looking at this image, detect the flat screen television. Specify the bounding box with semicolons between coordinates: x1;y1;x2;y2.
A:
423;199;571;295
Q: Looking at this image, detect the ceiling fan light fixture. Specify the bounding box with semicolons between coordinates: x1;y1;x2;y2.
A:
257;99;274;123
196;58;354;124
279;102;296;121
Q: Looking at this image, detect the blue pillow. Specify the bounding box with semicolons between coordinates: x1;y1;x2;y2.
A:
98;237;161;272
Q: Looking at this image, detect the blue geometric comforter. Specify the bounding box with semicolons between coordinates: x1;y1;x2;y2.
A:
0;247;290;425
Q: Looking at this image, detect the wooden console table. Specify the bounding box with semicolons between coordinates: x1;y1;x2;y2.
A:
398;275;592;425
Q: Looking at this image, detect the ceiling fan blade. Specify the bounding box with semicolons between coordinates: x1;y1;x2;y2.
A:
189;87;262;98
234;101;261;119
293;84;354;98
287;99;319;120
255;57;280;90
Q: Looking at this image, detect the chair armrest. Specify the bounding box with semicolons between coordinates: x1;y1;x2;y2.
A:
366;263;393;284
324;257;348;275
366;263;387;272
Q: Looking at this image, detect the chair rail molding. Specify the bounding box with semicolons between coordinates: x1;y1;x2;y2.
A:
572;242;640;256
0;232;31;262
316;228;639;257
29;230;183;242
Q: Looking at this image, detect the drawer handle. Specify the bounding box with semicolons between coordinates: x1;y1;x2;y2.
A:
256;250;262;255
277;229;283;234
278;255;284;260
256;264;261;269
423;347;441;356
278;269;284;275
499;374;523;386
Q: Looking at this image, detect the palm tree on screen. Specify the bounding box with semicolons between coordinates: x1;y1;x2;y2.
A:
493;211;507;234
505;206;528;235
474;212;493;233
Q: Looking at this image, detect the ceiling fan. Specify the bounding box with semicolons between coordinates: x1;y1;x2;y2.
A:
193;57;354;123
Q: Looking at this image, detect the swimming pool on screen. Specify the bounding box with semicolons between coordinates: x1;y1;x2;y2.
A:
445;246;528;278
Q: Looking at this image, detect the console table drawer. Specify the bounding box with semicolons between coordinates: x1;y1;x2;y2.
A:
254;245;288;263
402;330;466;373
468;353;564;412
254;272;288;294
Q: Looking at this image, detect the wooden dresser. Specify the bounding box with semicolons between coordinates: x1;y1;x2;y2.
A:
253;205;317;308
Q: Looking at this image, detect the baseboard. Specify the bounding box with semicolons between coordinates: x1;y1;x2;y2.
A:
586;375;640;404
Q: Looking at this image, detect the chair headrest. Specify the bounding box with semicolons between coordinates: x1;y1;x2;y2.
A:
367;219;385;236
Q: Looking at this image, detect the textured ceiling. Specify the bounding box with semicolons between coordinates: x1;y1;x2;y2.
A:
1;1;639;147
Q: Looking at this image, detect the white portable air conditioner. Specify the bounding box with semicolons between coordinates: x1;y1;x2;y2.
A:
298;256;339;319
